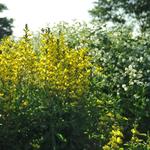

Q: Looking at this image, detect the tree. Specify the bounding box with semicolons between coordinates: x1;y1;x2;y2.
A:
89;0;150;31
0;3;13;39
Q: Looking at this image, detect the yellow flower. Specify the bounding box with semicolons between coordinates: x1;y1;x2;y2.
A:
103;145;110;150
131;128;139;135
107;112;114;118
0;93;4;97
116;137;123;144
103;125;124;149
22;100;29;107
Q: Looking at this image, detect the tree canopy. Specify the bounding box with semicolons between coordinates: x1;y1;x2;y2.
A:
0;3;13;39
89;0;150;31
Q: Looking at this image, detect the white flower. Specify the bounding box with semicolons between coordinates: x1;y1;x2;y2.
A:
122;84;128;91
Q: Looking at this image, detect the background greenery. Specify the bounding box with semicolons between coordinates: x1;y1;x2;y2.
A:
0;3;13;40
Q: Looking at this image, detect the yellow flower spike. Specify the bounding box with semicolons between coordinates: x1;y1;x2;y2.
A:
0;30;98;101
103;125;124;149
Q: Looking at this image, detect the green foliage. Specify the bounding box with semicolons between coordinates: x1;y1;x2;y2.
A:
124;124;150;150
89;0;150;31
94;26;150;126
48;22;150;148
0;22;149;149
0;3;13;39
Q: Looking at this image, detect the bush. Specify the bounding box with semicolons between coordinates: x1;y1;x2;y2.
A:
0;24;149;149
0;25;103;150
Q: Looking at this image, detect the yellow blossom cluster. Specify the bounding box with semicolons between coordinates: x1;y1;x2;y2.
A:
0;28;92;99
103;125;124;150
0;36;37;95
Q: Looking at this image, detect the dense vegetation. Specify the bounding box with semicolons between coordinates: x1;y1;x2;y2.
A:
0;0;150;149
0;23;149;150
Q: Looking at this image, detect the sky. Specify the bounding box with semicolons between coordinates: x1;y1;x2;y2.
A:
0;0;94;37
